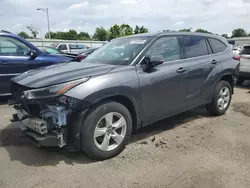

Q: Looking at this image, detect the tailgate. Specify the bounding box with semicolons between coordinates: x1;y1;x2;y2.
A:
240;55;250;72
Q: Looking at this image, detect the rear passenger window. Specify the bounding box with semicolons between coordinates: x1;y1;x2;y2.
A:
207;38;227;54
145;36;180;62
182;36;208;58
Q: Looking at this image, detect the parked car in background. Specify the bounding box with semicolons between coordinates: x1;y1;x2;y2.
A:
60;48;99;61
11;32;238;160
0;30;73;96
50;43;89;53
232;46;241;56
38;46;77;59
74;48;99;61
236;45;250;84
38;46;62;55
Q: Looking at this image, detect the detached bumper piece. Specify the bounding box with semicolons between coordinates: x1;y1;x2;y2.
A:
20;123;59;147
17;106;67;148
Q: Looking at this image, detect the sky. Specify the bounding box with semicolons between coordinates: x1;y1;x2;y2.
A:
0;0;250;37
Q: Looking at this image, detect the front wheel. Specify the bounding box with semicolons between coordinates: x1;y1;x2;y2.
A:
206;80;232;116
80;101;132;160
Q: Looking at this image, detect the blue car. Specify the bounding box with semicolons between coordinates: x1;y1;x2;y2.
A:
0;30;73;96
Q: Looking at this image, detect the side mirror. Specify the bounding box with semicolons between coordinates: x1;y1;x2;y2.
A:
29;49;38;60
141;55;164;72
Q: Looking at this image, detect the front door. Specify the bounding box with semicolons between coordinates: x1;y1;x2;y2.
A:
0;36;34;94
137;36;189;125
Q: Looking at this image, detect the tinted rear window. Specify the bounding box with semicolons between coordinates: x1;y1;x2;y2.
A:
182;36;208;58
207;38;227;53
240;46;250;55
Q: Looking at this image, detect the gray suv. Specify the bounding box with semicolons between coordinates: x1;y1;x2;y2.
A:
10;32;239;160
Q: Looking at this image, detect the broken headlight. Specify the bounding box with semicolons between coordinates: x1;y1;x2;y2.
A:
23;77;89;99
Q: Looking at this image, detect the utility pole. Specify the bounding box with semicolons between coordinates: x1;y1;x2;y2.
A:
37;8;51;39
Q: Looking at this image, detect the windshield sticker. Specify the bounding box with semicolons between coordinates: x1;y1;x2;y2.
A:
129;40;147;44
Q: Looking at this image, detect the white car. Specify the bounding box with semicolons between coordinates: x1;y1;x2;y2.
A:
236;45;250;84
229;44;241;55
50;43;89;53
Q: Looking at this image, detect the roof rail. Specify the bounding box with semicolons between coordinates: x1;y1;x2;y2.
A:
0;30;12;34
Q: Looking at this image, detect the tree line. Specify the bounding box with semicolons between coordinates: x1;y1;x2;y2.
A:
17;24;250;41
18;24;148;41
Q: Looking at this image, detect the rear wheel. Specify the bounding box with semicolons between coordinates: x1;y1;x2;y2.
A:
80;101;132;160
206;80;232;116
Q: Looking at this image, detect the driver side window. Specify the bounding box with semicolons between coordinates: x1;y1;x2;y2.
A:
58;44;67;51
0;36;30;56
145;36;181;62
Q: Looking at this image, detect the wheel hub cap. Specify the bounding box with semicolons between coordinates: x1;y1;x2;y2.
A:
94;112;127;151
217;86;230;110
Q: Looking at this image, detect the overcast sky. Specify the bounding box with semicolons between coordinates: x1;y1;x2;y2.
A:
0;0;250;37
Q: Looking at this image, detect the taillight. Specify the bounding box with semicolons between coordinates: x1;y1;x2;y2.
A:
76;55;86;62
233;55;241;61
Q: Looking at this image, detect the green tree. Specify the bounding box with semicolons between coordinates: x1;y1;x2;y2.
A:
18;31;30;39
109;24;122;39
27;25;39;38
221;34;229;38
65;29;78;40
195;28;212;33
231;28;247;38
93;27;109;41
179;28;192;32
134;25;149;34
120;24;133;36
45;31;57;39
77;32;91;40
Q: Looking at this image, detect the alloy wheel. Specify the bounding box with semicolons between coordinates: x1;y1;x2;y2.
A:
217;86;230;110
93;112;127;151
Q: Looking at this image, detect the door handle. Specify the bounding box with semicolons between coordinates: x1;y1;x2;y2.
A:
176;67;187;73
211;60;219;64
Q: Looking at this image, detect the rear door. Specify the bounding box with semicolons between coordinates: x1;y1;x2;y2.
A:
181;35;220;109
0;36;35;95
239;46;250;73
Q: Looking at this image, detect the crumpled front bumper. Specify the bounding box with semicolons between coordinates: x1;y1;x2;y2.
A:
17;108;64;147
20;123;59;147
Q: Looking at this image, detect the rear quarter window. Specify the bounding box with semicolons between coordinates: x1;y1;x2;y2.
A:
207;38;227;54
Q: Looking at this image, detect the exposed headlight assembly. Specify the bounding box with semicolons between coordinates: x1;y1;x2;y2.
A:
24;77;90;99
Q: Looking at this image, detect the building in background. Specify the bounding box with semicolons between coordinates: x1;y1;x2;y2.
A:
228;37;250;47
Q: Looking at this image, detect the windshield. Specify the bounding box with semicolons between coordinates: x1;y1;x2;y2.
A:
84;36;151;65
40;47;62;54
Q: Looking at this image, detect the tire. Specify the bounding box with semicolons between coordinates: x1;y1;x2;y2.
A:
80;101;132;160
205;80;232;116
236;78;244;85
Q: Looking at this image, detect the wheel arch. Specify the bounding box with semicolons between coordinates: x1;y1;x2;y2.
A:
86;94;141;133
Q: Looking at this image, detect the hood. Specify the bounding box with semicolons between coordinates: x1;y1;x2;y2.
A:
12;62;116;88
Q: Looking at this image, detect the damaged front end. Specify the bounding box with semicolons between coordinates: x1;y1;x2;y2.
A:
10;78;89;148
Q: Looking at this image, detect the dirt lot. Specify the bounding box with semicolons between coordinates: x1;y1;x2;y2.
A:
0;84;250;188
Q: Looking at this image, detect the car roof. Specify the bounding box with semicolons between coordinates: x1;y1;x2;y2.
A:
117;31;227;43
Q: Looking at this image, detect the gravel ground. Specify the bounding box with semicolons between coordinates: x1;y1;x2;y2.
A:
0;84;250;188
